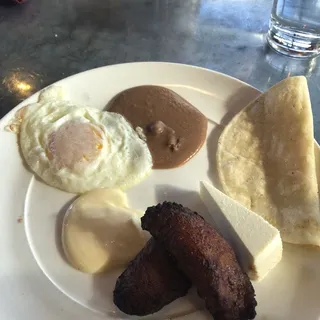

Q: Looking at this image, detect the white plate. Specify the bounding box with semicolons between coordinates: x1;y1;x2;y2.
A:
1;62;319;320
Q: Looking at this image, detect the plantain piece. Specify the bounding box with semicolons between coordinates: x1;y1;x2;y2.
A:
141;202;257;320
113;237;191;316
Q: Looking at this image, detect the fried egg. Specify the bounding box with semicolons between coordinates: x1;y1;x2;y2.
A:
18;86;152;193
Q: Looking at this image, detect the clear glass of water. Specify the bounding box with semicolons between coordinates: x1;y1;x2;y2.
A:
267;0;320;58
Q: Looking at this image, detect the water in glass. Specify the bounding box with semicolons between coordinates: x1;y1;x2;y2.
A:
267;0;320;58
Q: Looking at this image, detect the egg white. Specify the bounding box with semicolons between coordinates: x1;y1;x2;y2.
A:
19;86;152;193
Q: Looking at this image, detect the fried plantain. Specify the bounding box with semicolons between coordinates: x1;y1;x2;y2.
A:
113;237;191;316
141;202;257;320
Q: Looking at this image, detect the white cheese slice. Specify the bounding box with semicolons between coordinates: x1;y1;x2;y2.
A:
200;181;283;281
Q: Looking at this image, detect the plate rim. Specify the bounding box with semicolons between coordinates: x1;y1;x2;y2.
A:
4;62;304;320
0;61;261;126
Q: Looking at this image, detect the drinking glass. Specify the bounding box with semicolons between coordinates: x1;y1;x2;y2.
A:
267;0;320;58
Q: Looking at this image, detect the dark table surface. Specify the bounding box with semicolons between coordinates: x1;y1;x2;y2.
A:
1;0;319;138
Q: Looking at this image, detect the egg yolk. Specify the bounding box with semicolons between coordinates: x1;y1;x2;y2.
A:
47;120;103;169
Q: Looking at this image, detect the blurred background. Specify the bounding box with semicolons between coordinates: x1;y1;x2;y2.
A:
0;0;319;137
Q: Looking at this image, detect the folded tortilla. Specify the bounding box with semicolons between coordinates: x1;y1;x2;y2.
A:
217;76;320;246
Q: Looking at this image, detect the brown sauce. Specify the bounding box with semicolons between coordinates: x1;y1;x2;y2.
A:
108;85;208;169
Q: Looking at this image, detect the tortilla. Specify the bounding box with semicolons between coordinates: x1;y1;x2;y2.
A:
217;76;320;246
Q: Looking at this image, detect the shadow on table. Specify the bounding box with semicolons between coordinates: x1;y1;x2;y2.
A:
62;0;201;32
